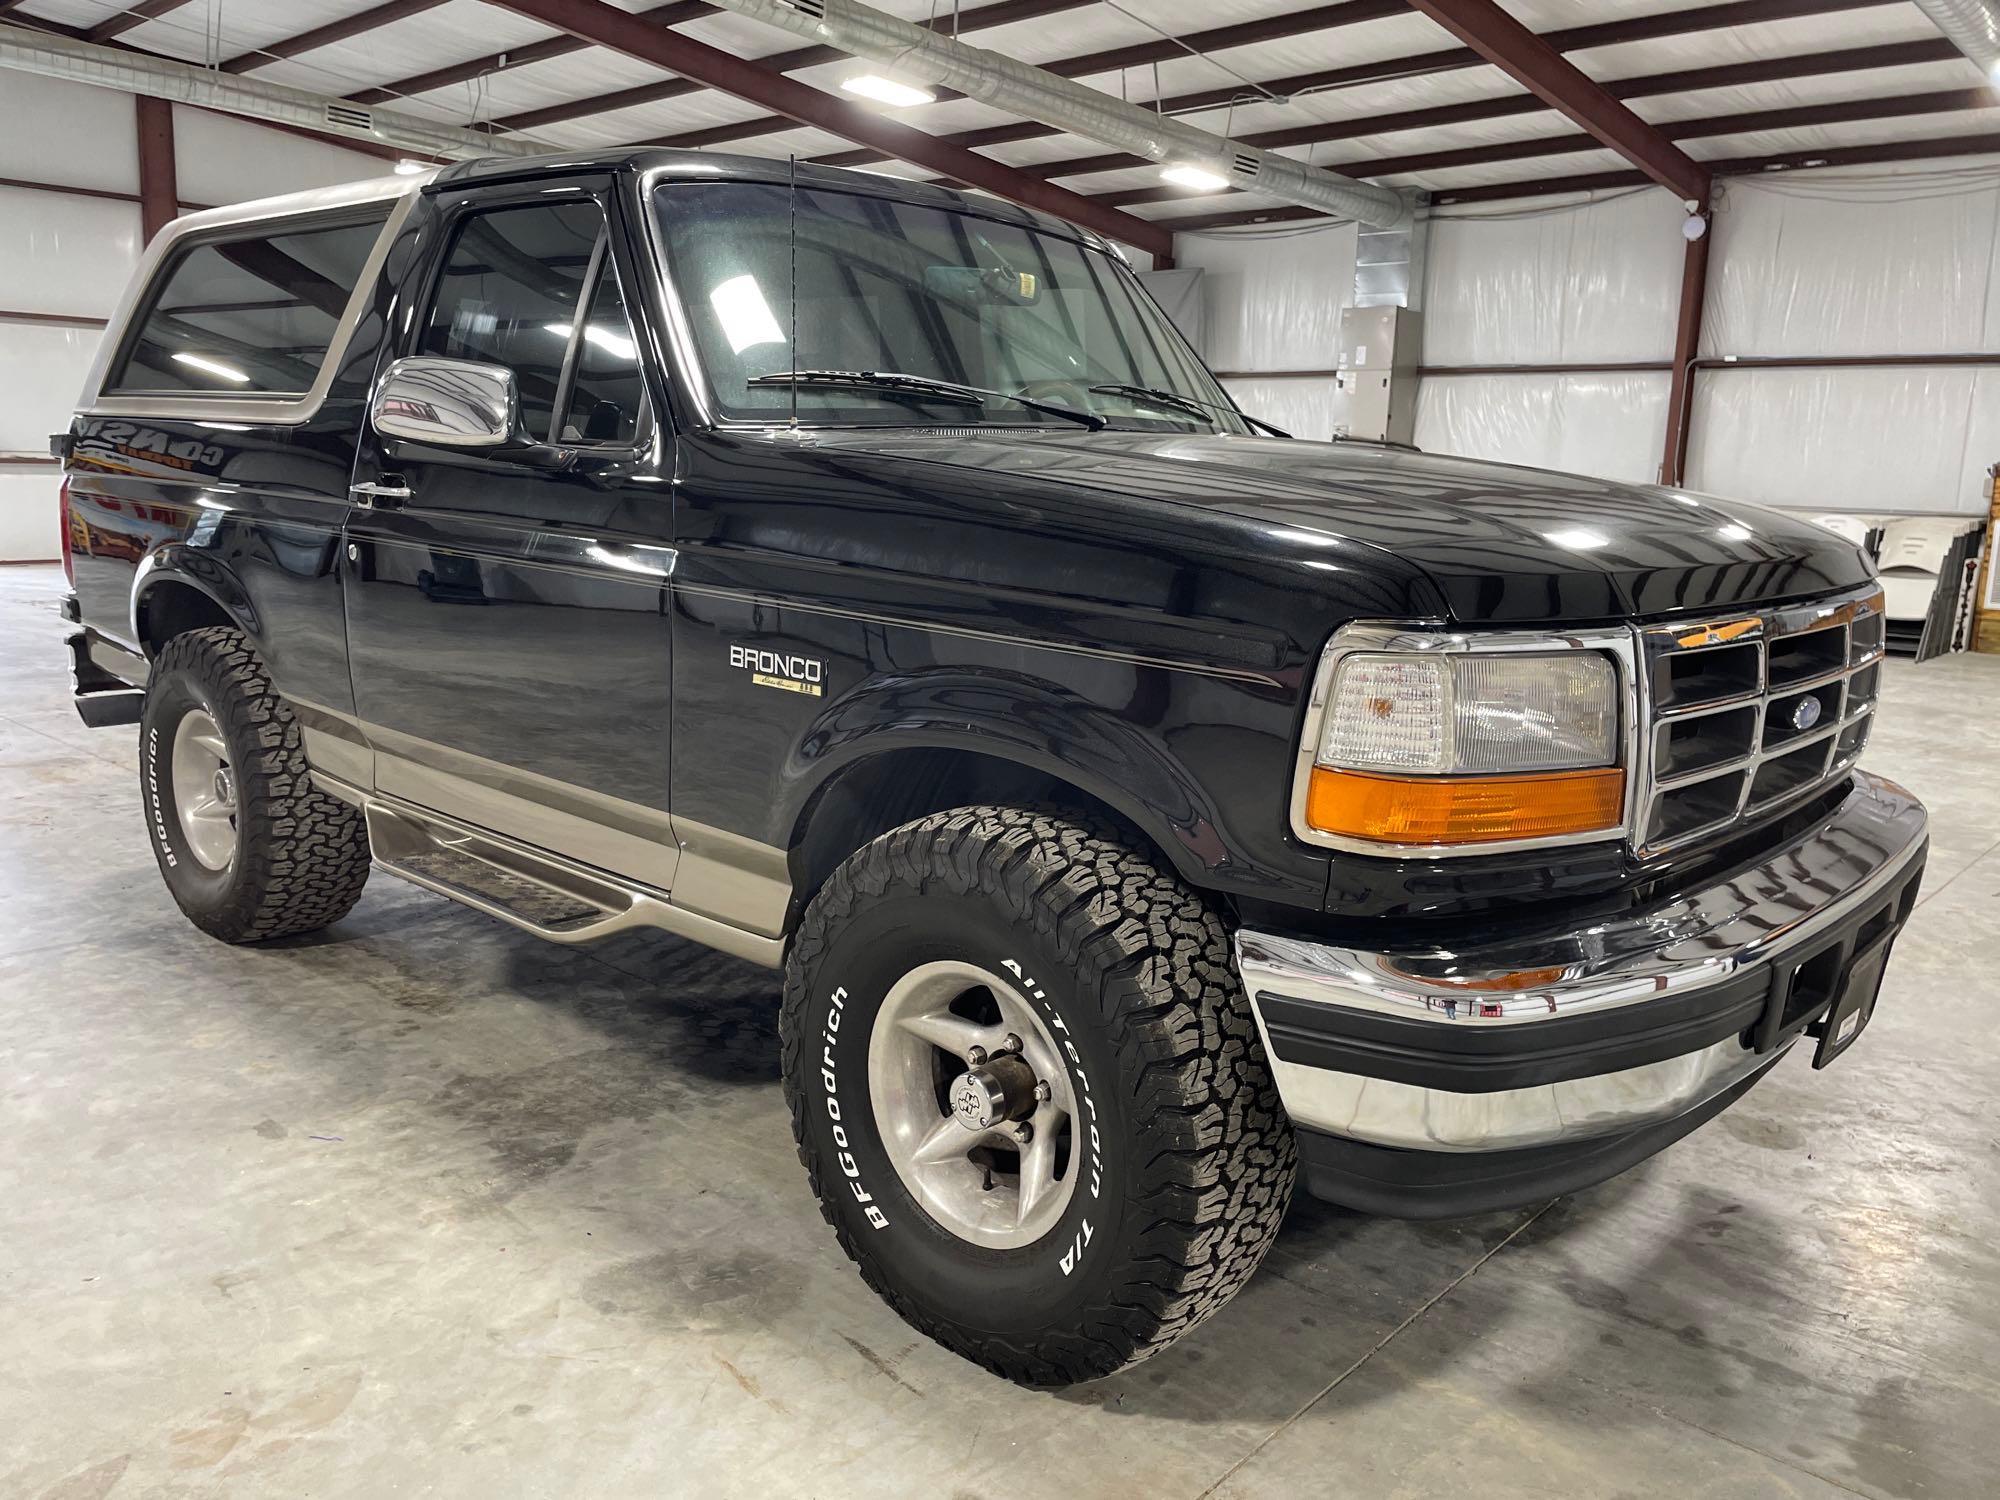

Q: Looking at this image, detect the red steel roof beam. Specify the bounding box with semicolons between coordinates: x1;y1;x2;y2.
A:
809;0;1896;167
85;0;195;43
477;0;1176;259
1031;37;1962;182
346;1;716;106
220;0;453;74
485;0;1094;135
1404;0;1710;203
659;0;1404;152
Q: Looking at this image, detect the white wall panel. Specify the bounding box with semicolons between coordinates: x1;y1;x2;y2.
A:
1705;171;2000;357
0;324;104;455
0;73;137;194
0;189;143;320
172;109;394;207
0;473;60;563
1414;372;1670;485
1688;366;1998;515
1421;189;1685;366
0;104;390;556
1219;377;1350;443
1177;225;1357;373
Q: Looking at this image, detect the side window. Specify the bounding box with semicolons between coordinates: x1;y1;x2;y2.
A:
556;260;646;445
419;201;605;441
107;214;387;394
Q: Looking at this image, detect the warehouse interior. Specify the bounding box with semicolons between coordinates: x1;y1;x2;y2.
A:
2;1;1999;1496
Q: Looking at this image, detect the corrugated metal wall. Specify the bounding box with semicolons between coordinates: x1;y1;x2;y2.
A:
0;71;398;561
1178;156;2000;515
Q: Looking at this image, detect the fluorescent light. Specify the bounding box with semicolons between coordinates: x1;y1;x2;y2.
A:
393;158;428;175
1160;163;1230;192
1543;528;1609;551
542;322;639;360
842;73;936;108
708;274;785;355
581;325;636;360
172;351;250;384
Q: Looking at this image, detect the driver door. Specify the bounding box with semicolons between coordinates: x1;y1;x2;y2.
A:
340;177;680;889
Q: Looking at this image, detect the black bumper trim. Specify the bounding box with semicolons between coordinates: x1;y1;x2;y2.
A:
1295;1058;1780;1220
1261;974;1768;1094
1261;853;1925;1096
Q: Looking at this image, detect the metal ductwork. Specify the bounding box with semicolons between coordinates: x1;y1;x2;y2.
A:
696;0;1414;229
0;23;553;161
1911;0;2000;78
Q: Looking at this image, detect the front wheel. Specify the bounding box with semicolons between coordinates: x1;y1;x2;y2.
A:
781;806;1295;1386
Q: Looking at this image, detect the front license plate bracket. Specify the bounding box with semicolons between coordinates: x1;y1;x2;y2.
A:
1807;928;1894;1069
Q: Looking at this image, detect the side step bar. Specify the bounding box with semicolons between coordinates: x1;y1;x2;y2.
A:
67;632;145;728
356;792;784;967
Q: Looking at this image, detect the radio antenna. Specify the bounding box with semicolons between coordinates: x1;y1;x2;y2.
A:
787;152;799;430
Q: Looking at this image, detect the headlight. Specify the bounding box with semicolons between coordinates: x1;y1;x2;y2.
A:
1297;640;1627;851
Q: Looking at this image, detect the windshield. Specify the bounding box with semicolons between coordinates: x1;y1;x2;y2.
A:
652;181;1248;433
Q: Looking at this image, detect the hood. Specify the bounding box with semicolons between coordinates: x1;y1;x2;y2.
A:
805;428;1873;625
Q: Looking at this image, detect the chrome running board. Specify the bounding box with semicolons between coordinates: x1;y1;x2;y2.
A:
342;786;783;966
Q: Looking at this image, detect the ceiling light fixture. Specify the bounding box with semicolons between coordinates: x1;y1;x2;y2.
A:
393;158;428;175
172;351;251;384
841;74;936;108
1160;163;1231;192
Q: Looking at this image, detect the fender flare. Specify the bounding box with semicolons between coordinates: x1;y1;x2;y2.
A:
783;666;1289;896
130;543;262;656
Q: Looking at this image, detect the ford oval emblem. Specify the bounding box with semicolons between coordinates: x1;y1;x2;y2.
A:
1792;696;1823;731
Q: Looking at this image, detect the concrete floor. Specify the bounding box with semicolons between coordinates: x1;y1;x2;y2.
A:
3;561;1997;1500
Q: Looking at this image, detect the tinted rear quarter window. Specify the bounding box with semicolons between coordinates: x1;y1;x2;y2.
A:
107;214;387;395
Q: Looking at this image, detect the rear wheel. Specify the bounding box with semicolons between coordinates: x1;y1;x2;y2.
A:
140;626;370;942
781;806;1295;1387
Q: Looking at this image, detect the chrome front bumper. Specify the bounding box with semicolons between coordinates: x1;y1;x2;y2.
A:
1237;770;1928;1155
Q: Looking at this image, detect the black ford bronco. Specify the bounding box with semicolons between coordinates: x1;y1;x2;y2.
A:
57;149;1928;1387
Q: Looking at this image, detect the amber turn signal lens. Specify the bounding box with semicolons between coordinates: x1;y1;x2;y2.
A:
1306;765;1625;846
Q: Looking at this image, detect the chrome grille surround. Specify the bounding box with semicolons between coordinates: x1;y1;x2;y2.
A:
1637;583;1886;856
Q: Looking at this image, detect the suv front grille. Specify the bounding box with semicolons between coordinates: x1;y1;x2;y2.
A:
1639;586;1885;855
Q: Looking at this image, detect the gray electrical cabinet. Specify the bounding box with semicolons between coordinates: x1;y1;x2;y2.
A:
1334;305;1421;445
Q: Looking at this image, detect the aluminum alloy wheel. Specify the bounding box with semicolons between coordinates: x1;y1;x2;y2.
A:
170;707;237;872
867;960;1079;1250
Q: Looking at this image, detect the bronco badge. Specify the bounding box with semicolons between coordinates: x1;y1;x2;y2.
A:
729;643;824;697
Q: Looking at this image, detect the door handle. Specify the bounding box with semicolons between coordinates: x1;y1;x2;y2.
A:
350;478;412;508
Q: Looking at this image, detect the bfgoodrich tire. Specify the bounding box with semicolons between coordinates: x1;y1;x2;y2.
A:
140;625;370;943
781;806;1296;1387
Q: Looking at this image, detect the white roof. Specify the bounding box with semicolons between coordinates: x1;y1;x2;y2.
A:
11;0;1994;228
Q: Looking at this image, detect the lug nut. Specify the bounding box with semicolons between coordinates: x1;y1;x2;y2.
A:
1002;1033;1023;1054
1013;1121;1034;1144
1033;1079;1052;1103
966;1045;988;1066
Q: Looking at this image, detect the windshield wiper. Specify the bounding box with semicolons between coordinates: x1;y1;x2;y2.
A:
1087;383;1291;439
1330;433;1422;453
746;369;1105;430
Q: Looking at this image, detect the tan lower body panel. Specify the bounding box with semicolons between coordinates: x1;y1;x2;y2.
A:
365;720;683;893
293;703;791;965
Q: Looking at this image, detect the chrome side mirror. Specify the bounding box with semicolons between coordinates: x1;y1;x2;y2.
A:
371;356;517;447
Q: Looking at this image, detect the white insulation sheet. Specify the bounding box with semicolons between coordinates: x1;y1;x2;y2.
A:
1389;162;2000;510
1176;223;1358;375
1421;189;1686;367
1413;371;1671;486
